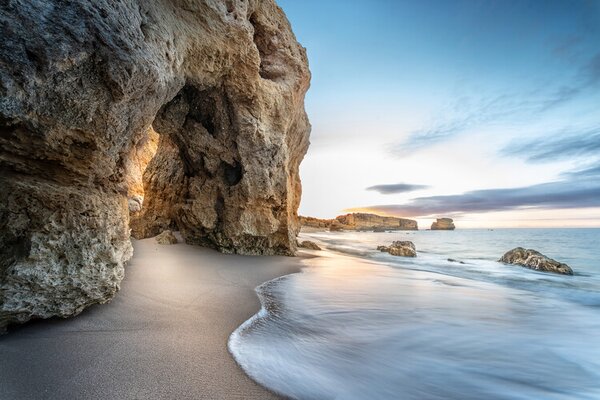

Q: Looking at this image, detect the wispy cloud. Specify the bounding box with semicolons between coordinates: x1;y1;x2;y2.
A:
562;163;600;179
366;183;429;194
350;166;600;218
502;126;600;162
392;52;600;155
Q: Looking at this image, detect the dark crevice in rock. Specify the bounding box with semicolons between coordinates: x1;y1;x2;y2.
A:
249;13;286;82
0;235;31;280
225;0;235;14
221;160;243;186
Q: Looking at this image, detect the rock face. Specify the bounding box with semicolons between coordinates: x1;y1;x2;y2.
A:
0;1;310;331
499;248;573;275
300;213;418;231
155;230;178;245
431;218;455;230
298;240;321;250
125;127;159;217
377;241;417;257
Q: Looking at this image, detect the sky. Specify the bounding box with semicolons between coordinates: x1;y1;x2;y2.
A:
278;0;600;228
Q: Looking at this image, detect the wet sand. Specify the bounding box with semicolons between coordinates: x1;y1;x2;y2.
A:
0;237;303;400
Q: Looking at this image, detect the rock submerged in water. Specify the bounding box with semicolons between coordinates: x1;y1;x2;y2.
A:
299;240;321;250
499;247;573;275
431;218;455;230
377;241;417;257
155;230;178;245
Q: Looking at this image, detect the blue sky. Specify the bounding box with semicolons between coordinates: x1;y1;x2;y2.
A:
278;0;600;227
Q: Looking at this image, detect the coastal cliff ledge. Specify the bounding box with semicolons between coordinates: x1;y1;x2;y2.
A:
0;0;310;331
300;213;418;231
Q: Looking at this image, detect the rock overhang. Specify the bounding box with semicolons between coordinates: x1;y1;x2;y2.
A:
0;0;310;331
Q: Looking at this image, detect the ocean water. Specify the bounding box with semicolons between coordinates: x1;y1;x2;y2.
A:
229;229;600;400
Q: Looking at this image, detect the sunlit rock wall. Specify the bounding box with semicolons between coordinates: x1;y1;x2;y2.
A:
0;0;310;331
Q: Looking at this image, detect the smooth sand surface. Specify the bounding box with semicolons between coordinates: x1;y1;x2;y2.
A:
0;237;303;400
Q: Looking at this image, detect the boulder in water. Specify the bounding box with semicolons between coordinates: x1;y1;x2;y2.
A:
499;247;573;275
377;241;416;257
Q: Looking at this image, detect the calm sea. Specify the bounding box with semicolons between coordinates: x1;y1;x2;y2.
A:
229;229;600;400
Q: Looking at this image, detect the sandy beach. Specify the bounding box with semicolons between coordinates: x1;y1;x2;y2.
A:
0;237;303;400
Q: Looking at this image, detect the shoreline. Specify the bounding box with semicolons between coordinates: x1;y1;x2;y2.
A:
0;237;306;400
223;230;600;399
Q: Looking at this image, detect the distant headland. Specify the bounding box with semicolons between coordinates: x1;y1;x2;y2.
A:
300;213;456;232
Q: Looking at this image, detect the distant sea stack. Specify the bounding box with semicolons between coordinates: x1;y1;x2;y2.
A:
431;218;455;230
300;213;418;231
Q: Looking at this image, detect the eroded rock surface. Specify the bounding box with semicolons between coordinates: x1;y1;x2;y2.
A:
378;241;417;257
0;0;310;331
299;240;321;250
499;248;573;275
155;230;178;245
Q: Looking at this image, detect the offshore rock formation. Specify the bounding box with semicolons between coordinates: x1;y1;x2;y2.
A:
431;218;455;230
300;213;418;231
0;0;310;331
377;241;417;257
499;248;573;275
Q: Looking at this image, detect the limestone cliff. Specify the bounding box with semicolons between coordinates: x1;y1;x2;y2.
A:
298;216;335;229
431;218;456;230
300;213;418;231
0;0;310;331
336;213;418;231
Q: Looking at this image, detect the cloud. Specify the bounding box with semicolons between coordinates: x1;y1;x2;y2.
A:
366;183;429;194
502;126;600;162
392;94;515;154
349;170;600;218
392;52;600;155
563;163;600;179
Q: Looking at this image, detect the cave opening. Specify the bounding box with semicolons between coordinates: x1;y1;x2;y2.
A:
124;126;159;217
125;84;247;252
